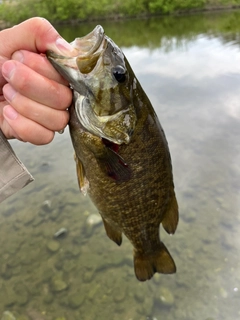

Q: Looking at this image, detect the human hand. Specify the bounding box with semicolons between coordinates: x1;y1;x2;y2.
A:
0;17;75;145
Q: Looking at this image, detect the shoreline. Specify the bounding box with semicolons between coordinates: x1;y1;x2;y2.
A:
1;5;240;29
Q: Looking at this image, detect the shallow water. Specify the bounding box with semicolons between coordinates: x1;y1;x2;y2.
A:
1;10;240;320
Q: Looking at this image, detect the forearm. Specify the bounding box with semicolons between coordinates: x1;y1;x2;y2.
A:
0;130;34;202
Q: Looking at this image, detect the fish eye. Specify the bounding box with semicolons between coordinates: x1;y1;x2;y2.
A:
112;65;126;83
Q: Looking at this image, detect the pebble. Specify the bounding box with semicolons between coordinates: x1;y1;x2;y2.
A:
86;214;102;226
68;292;85;309
51;279;68;292
14;283;29;306
51;273;68;292
156;287;174;307
41;200;52;213
54;228;68;238
43;293;54;304
113;286;126;303
47;240;60;253
83;270;95;283
134;290;145;303
1;311;16;320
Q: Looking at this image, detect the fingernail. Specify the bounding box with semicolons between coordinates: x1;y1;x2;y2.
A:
2;61;15;81
3;84;17;102
55;37;74;53
3;105;18;120
12;50;24;62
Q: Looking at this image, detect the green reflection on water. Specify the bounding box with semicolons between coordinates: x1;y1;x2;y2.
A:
1;10;240;320
55;10;240;48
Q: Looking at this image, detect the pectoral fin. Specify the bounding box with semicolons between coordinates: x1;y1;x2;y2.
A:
100;147;131;182
83;135;131;182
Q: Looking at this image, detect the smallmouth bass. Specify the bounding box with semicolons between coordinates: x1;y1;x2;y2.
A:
47;25;179;281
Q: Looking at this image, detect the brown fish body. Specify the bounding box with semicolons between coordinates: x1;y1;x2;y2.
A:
47;26;178;281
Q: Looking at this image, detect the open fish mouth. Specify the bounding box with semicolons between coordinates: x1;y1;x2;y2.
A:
46;25;106;73
47;25;136;145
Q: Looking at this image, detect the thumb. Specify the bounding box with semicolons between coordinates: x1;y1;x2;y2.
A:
0;17;74;59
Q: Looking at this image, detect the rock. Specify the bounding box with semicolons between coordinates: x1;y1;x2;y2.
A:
84;214;102;237
0;285;16;307
138;296;154;315
14;283;29;306
156;287;174;307
47;240;60;253
134;290;145;303
54;228;68;238
49;210;59;221
51;273;68;292
182;210;197;223
1;264;12;280
1;311;16;320
86;214;102;226
68;292;85;309
43;293;54;304
51;279;68;292
63;260;76;273
32;216;44;227
41;200;52;213
23;213;35;226
17;316;29;320
83;270;95;283
88;284;100;301
113;286;126;303
26;309;47;320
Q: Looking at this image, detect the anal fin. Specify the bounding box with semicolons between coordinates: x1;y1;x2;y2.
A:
162;192;179;235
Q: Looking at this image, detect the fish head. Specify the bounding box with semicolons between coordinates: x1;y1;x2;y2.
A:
47;25;137;144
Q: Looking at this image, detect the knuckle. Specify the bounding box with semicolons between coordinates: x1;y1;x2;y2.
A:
13;71;31;92
54;111;69;131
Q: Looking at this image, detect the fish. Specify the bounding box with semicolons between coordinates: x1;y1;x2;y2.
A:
47;25;179;281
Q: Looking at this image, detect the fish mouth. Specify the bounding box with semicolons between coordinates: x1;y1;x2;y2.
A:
46;25;105;73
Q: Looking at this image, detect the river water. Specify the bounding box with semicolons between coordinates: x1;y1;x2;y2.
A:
1;10;240;320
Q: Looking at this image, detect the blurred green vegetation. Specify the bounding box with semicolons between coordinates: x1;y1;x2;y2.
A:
0;0;240;26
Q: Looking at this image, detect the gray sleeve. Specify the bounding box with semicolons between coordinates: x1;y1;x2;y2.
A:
0;130;34;203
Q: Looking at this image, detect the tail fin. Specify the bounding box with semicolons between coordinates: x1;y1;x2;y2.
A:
133;242;176;281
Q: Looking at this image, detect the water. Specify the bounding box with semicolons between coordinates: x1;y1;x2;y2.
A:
1;10;240;320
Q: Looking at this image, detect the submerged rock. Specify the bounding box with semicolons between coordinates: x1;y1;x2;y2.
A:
113;286;126;303
54;228;68;238
86;214;102;226
1;311;16;320
14;283;29;306
26;309;47;320
83;270;95;283
156;287;174;307
51;273;68;292
134;290;145;303
47;240;60;253
41;200;52;213
68;292;85;309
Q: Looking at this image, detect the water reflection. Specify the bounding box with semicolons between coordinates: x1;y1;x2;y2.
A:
1;10;240;320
